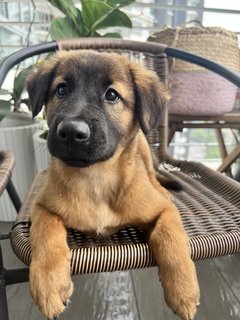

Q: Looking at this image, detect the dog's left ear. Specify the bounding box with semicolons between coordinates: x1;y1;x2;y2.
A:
27;57;59;118
129;62;170;134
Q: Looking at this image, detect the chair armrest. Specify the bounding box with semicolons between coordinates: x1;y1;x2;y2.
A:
0;150;15;197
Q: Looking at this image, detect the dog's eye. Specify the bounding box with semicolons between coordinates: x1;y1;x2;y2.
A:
105;88;120;103
56;83;68;98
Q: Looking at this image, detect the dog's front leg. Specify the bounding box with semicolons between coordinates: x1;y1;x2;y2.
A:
30;204;73;319
148;203;200;320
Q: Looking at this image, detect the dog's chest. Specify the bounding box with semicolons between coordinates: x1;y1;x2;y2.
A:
70;198;119;236
58;173;121;235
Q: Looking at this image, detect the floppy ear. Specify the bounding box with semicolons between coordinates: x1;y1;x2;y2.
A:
129;62;170;134
27;58;58;118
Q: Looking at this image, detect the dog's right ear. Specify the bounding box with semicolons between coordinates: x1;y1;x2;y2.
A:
27;58;58;118
128;61;170;134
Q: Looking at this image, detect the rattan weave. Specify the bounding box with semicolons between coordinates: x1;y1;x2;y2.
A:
148;26;240;72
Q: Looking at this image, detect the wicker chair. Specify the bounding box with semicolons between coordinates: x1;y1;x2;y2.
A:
168;112;240;178
1;38;240;319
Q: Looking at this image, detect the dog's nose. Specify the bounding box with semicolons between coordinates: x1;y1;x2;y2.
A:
57;120;90;143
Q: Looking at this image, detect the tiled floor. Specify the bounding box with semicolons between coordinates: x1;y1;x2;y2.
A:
1;221;240;320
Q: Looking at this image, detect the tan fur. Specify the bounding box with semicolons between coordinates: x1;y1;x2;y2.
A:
29;51;200;319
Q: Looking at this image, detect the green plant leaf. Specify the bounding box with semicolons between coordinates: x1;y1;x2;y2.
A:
81;0;112;30
105;0;135;7
75;9;88;34
48;0;79;19
0;99;11;121
88;30;103;37
91;7;132;30
13;65;33;104
50;17;83;39
101;32;122;38
48;1;85;35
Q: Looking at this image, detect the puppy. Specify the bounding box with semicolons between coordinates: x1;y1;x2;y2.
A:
27;50;200;320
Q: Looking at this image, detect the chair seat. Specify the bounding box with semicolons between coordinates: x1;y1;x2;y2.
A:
10;159;240;275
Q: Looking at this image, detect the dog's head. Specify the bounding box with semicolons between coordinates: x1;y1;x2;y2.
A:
27;51;169;168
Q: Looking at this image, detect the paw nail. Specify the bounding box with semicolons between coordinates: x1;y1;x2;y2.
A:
63;301;68;307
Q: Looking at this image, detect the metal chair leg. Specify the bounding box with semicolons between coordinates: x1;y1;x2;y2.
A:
6;180;22;213
0;242;9;320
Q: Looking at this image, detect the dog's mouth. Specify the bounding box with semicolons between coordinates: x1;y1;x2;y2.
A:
60;157;94;168
58;148;116;168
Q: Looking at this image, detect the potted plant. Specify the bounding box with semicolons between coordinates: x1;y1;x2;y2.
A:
0;66;43;221
33;121;51;172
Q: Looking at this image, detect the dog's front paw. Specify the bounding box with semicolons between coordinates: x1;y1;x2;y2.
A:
30;256;73;319
161;258;200;320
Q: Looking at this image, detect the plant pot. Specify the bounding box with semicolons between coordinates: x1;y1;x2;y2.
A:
0;112;42;221
33;129;51;172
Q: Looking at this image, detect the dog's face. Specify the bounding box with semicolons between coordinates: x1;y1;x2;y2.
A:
27;51;169;168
